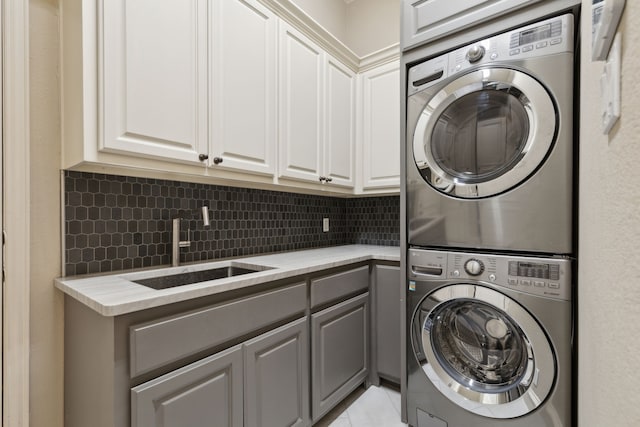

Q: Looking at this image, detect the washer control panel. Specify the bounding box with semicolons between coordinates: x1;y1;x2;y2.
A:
408;13;574;96
409;248;571;301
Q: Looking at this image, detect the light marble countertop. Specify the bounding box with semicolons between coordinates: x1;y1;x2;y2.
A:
55;245;400;317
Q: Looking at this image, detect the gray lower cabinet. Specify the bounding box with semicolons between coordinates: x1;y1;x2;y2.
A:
131;344;244;427
244;317;310;427
65;262;395;427
311;292;369;422
132;316;310;427
373;264;401;383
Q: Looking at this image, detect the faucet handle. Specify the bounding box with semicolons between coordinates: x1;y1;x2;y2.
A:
179;227;191;248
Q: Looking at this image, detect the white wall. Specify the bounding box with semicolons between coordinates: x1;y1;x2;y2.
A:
291;0;400;56
290;0;348;42
345;0;400;56
29;0;63;426
578;1;640;426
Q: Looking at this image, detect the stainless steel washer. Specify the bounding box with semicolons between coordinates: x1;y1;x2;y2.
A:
406;248;572;427
406;13;575;254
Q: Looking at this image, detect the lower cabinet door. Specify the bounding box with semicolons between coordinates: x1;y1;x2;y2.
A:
131;345;243;427
244;317;310;427
311;292;369;422
374;264;401;383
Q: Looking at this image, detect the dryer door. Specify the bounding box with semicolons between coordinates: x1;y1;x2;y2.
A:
412;67;556;198
411;284;555;418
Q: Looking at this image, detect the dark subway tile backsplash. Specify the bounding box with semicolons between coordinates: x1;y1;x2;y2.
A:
64;171;399;275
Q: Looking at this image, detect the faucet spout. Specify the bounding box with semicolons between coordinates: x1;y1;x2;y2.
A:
171;218;191;267
171;206;211;267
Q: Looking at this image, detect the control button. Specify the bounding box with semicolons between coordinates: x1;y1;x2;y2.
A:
548;282;560;289
464;259;484;276
466;45;485;63
490;53;498;60
534;281;546;288
508;278;517;285
522;45;534;53
520;279;532;286
452;270;460;277
550;38;562;45
488;274;496;281
509;49;521;56
536;41;548;49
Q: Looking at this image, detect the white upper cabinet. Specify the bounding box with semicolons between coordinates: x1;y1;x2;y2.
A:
101;0;208;164
210;0;277;176
62;0;396;195
278;23;356;188
359;61;400;191
324;56;356;188
401;0;544;50
278;22;324;184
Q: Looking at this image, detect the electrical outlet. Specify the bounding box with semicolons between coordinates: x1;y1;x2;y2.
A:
323;218;329;232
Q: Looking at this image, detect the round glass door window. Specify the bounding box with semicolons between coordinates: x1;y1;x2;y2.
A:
430;299;529;393
412;284;556;418
412;68;557;198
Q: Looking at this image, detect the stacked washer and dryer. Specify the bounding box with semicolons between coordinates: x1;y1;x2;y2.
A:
401;1;581;426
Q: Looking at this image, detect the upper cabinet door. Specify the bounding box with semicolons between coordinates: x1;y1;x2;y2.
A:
324;56;356;188
360;61;400;190
278;22;324;184
401;0;544;50
100;0;208;164
210;0;277;176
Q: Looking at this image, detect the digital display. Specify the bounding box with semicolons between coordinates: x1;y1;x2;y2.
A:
509;261;560;280
519;24;552;45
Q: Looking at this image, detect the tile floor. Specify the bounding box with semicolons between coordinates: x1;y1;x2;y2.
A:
314;383;407;427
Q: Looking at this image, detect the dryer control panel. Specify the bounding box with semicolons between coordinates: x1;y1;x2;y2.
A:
409;248;572;301
408;13;574;96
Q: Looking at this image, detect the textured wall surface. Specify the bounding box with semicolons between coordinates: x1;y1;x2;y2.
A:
64;171;400;275
578;1;640;426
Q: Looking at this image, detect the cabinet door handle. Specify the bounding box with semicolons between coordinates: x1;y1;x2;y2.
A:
198;154;209;162
213;157;223;165
319;176;326;182
325;177;333;183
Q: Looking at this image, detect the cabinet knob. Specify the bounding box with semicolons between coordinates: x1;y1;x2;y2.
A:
213;157;223;165
325;177;333;183
319;176;326;182
198;154;209;162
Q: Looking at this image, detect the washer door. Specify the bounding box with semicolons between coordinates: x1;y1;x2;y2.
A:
412;67;557;198
411;284;555;418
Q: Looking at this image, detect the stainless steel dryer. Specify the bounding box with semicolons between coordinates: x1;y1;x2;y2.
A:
406;248;572;427
406;14;575;254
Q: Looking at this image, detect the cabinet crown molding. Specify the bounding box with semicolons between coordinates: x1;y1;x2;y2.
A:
258;0;399;72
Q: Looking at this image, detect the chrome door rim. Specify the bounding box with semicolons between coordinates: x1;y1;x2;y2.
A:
412;67;557;198
412;284;556;419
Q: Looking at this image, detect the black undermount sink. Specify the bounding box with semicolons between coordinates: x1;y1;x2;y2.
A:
133;265;271;290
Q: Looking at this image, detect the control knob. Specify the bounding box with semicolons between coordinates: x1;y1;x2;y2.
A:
466;45;485;63
464;259;484;276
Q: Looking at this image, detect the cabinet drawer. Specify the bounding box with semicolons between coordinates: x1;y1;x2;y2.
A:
130;282;307;377
310;265;368;309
